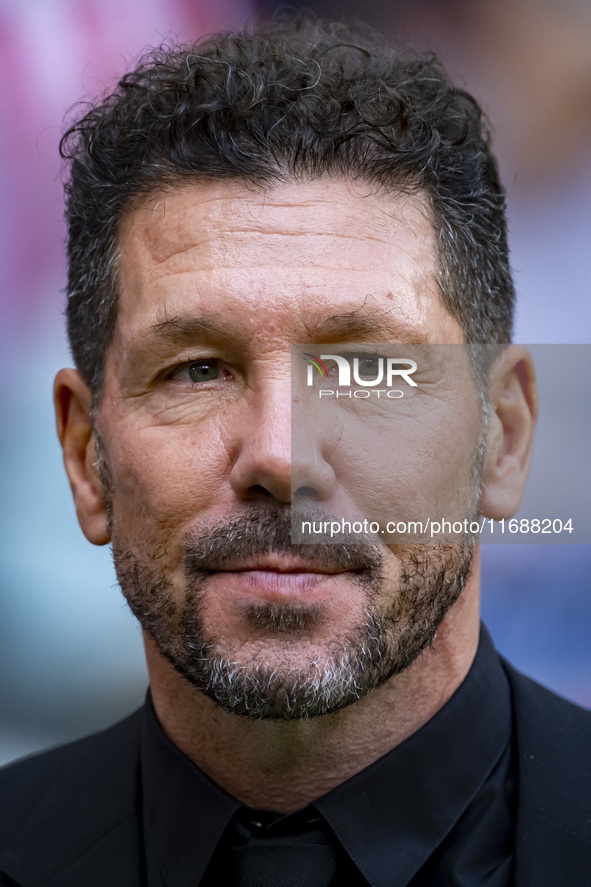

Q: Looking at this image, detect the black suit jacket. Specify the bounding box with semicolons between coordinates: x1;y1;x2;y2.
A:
1;659;590;887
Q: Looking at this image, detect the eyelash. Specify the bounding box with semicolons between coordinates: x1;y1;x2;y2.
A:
161;358;231;384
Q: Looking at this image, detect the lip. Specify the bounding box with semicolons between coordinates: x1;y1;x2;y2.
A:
229;569;332;597
213;555;345;575
205;557;351;603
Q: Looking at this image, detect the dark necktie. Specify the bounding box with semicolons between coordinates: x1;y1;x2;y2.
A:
229;806;341;887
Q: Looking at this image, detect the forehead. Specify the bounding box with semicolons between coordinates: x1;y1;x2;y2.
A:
115;178;463;348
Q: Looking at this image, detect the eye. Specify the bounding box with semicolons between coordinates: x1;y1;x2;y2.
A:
187;361;220;383
168;359;227;384
355;355;381;378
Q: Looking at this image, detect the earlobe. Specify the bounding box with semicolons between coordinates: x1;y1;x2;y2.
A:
54;368;111;545
479;346;538;521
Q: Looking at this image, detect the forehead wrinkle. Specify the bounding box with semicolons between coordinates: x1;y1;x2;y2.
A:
132;226;402;274
120;179;430;270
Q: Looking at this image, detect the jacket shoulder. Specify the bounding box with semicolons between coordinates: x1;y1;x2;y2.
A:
502;659;591;881
0;708;143;886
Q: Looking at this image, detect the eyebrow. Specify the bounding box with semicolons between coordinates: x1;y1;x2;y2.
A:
144;315;231;343
126;315;239;362
118;315;240;380
127;300;421;364
311;304;422;343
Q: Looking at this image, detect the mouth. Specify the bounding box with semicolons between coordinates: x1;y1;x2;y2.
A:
204;556;353;603
214;555;347;575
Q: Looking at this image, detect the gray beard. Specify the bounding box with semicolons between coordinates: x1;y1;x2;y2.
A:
112;504;474;720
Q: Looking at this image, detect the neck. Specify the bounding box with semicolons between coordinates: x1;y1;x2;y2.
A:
146;560;481;813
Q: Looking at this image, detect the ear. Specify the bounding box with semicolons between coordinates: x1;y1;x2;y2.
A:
54;368;111;545
479;345;538;520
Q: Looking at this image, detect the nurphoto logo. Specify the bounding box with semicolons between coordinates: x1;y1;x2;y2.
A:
303;353;418;399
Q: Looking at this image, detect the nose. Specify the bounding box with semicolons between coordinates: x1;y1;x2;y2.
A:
228;376;336;504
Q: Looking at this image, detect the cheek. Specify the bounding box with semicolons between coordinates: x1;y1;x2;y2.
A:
106;423;230;558
331;394;482;522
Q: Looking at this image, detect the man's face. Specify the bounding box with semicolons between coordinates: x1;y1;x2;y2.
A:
96;179;481;718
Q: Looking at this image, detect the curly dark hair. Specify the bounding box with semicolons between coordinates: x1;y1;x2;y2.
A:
60;17;514;398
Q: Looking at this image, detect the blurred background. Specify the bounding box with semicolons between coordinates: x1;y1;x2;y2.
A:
1;0;589;766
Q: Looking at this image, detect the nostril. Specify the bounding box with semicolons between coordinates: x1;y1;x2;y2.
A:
248;484;274;497
295;486;319;500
